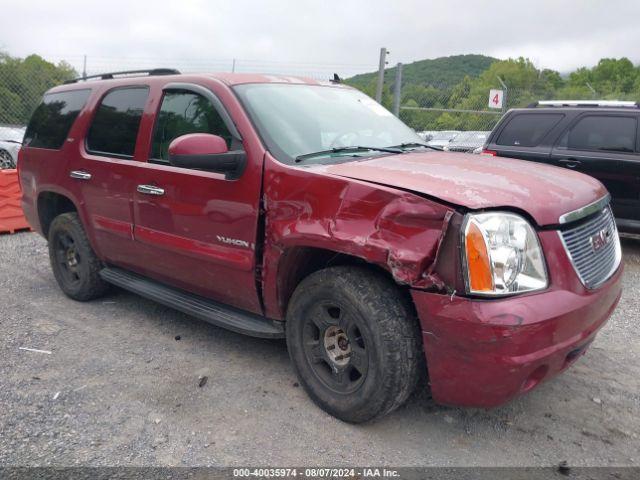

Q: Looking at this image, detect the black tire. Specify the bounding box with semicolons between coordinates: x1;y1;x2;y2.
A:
286;266;422;423
48;212;109;301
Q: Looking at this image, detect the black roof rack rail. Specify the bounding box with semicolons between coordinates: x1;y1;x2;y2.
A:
64;68;181;84
527;100;640;109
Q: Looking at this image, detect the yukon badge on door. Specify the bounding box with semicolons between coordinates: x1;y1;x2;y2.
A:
216;235;250;248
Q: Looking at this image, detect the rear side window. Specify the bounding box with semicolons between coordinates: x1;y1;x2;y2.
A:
558;115;637;153
24;89;91;149
87;87;149;157
497;113;564;147
151;90;232;162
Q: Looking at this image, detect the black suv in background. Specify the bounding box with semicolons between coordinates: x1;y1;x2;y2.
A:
483;101;640;234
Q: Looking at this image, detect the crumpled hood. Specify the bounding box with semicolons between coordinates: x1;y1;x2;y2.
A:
308;151;607;226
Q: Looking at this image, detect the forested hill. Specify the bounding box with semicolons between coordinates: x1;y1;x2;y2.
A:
348;54;498;88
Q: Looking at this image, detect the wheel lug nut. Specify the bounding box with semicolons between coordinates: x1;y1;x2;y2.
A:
327;345;336;350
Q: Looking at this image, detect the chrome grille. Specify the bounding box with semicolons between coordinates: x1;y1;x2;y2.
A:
560;206;621;289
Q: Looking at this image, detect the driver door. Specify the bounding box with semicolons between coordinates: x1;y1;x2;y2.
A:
130;82;264;313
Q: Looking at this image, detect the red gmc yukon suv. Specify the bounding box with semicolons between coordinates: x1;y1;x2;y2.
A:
18;70;623;422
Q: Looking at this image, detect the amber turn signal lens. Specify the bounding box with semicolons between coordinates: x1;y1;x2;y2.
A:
465;221;493;292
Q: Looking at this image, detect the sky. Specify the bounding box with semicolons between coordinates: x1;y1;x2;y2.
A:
2;0;640;77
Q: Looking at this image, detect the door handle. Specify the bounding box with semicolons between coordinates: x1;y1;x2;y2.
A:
137;184;165;196
69;170;92;180
558;159;582;169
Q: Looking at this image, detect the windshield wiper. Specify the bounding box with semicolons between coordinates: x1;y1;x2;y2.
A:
390;142;443;151
0;140;22;144
294;146;403;163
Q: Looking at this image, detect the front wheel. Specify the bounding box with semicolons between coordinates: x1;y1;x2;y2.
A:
286;266;422;423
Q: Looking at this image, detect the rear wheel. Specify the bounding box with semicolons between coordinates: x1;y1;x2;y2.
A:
286;266;422;423
48;212;109;301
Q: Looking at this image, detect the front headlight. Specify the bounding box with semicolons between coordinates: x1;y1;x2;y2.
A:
462;212;547;296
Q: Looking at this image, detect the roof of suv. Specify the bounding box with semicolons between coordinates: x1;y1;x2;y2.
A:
50;69;344;94
510;107;640;115
524;100;640;111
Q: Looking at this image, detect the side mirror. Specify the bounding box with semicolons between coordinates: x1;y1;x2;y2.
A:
168;133;246;180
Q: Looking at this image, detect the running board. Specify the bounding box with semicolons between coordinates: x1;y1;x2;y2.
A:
99;267;285;339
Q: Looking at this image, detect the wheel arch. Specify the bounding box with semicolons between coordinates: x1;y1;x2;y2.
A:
271;245;413;321
37;190;80;238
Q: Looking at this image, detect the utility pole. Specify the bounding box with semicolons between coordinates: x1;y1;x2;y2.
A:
82;55;87;80
392;63;403;116
375;47;388;104
232;58;236;73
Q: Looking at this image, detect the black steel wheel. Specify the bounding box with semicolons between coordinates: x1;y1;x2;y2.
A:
48;212;109;301
52;230;83;290
286;266;422;423
301;300;370;395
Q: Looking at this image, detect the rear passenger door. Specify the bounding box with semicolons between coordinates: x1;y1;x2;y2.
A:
21;88;91;228
550;114;639;222
129;83;264;314
68;86;149;268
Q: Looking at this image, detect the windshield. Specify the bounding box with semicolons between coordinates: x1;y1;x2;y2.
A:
234;83;423;164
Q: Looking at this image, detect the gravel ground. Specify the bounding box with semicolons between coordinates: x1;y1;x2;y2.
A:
0;231;639;467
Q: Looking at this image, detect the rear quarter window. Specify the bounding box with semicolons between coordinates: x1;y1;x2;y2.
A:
86;87;149;158
558;115;637;153
24;89;91;150
496;113;564;147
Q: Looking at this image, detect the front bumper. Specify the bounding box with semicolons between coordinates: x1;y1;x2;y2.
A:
411;252;623;408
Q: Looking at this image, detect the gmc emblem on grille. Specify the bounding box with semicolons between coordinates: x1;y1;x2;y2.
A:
589;228;612;252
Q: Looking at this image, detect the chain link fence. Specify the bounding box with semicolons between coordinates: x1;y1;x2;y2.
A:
0;54;378;168
398;84;551;134
2;53;602;160
394;80;571;151
0;54;376;128
0;53;571;130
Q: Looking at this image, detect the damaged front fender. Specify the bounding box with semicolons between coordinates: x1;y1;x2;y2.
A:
260;153;462;319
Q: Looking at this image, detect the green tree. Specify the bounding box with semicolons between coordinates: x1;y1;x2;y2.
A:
567;58;640;97
591;58;637;93
0;52;76;125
